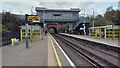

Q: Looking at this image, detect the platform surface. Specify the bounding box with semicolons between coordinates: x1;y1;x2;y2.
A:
60;33;119;47
50;35;72;66
1;34;72;67
2;35;57;66
0;47;2;68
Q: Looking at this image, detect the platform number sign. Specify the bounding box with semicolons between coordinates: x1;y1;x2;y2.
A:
28;16;40;22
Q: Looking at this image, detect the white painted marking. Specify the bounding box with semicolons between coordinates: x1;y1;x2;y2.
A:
51;35;76;68
0;47;2;68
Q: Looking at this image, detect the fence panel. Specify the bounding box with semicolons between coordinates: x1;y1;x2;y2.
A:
2;31;20;46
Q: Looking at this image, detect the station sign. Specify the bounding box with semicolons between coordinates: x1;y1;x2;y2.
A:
28;16;40;22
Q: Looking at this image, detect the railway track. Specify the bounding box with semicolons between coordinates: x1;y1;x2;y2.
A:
52;34;120;68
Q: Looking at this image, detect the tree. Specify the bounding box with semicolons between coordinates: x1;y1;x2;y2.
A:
0;13;2;32
60;23;69;32
2;12;19;32
104;6;120;25
106;6;113;12
91;6;120;26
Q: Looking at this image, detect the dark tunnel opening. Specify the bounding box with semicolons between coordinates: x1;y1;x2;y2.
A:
48;27;58;34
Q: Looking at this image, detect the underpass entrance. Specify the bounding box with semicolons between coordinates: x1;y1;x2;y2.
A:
48;27;58;34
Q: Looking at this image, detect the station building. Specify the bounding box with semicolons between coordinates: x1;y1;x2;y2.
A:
35;7;80;33
18;7;81;41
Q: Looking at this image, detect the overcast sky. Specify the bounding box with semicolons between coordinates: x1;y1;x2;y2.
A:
1;0;120;16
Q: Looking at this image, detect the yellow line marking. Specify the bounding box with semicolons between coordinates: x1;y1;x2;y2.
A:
49;35;62;68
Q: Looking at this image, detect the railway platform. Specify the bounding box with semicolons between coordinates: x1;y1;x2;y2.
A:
60;33;119;47
1;34;72;67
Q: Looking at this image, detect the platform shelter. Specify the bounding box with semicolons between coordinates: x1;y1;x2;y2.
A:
20;25;43;41
89;25;120;39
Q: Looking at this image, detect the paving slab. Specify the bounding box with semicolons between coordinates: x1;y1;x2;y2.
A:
0;47;2;68
2;35;56;67
50;35;72;66
48;35;57;66
60;33;119;47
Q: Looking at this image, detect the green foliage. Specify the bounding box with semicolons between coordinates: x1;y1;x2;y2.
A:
60;23;69;32
0;24;2;32
2;12;19;32
61;23;69;29
49;28;54;33
104;7;120;25
89;6;120;27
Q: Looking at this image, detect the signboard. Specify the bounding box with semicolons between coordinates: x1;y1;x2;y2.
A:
28;16;40;22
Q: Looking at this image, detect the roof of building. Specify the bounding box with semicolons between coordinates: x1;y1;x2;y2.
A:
90;25;120;29
19;25;41;28
35;7;80;12
90;26;107;29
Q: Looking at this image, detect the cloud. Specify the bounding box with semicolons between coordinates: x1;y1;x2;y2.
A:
38;2;94;9
1;2;118;16
1;0;120;2
2;2;36;14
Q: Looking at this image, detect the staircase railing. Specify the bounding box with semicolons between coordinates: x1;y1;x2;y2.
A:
74;22;81;30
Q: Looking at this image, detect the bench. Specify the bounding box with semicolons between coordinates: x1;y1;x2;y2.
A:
11;38;19;46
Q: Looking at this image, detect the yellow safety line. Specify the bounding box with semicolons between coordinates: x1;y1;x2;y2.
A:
49;35;62;68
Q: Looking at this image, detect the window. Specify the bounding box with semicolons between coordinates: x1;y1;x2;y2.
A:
53;14;61;16
22;29;25;32
72;12;76;16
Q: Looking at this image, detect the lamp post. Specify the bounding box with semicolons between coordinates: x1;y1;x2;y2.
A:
112;15;115;40
25;14;29;48
30;6;34;42
43;9;45;36
81;9;86;35
92;8;95;27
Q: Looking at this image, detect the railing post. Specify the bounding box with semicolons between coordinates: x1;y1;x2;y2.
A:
25;14;29;48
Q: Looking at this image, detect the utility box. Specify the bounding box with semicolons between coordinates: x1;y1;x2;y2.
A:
20;25;43;41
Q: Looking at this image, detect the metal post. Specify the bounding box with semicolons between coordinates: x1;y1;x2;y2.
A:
89;28;91;36
112;24;113;40
104;28;106;39
31;24;33;42
20;28;22;41
83;9;86;35
92;8;95;27
25;14;29;48
30;6;34;42
69;23;71;33
40;26;41;40
43;9;45;36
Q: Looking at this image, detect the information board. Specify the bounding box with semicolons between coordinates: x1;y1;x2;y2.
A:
28;16;40;22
